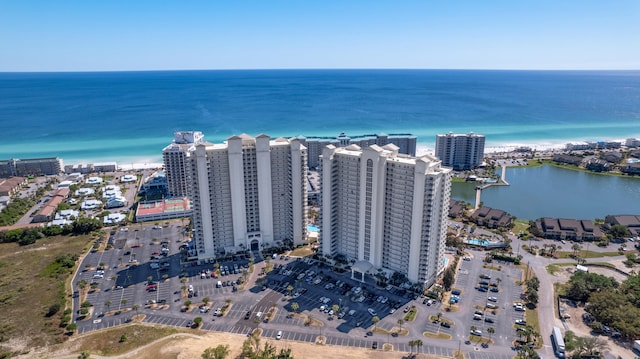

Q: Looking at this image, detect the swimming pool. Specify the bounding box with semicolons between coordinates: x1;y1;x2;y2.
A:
467;239;489;246
307;224;319;232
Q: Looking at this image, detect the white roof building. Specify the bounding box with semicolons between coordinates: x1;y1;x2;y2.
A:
58;180;74;188
81;199;103;210
105;196;127;209
75;187;95;196
320;144;452;287
56;209;79;220
103;213;126;225
86;177;104;185
121;174;137;183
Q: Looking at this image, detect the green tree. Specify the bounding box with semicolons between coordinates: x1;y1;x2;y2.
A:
442;266;455;291
571;243;582;256
66;323;77;332
414;339;423;353
525;277;540;291
78;351;90;359
331;304;340;314
487;327;495;340
201;344;230;359
565;271;618;303
525;287;539;306
517;345;538;359
608;224;631;239
77;279;88;291
408;340;416;353
194;317;203;327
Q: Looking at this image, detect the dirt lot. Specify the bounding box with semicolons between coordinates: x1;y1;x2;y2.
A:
40;327;450;359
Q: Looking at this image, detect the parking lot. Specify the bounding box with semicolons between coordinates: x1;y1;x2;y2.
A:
449;250;525;348
73;226;524;357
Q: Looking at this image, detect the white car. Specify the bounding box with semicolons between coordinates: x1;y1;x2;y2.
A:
470;329;482;336
276;330;283;340
367;308;377;316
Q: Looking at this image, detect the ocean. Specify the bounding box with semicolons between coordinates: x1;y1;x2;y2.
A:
1;69;640;165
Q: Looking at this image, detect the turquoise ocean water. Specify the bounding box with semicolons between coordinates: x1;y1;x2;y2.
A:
1;70;639;164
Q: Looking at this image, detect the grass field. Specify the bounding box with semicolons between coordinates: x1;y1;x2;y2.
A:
289;245;313;257
0;234;94;357
68;324;185;356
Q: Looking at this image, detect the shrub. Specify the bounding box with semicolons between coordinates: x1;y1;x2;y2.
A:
46;303;61;317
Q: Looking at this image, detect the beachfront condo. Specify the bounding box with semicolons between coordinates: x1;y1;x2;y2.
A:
188;134;308;261
297;132;417;169
435;132;485;170
162;131;205;198
318;143;452;287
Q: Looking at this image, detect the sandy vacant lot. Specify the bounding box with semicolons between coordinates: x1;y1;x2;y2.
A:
43;329;450;359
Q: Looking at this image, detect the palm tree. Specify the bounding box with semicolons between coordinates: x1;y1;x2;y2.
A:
487;327;495;341
331;304;339;314
77;279;88;292
470;325;478;336
414;339;423;353
397;318;405;333
517;345;538;359
133;304;140;314
286;285;294;296
104;300;112;312
372;316;380;330
120;298;127;309
291;302;299;313
572;243;582;256
408;340;416;353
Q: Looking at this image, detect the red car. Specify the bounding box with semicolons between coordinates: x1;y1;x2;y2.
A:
146;285;158;291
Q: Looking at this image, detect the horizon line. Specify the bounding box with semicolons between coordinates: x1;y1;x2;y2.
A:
2;67;640;74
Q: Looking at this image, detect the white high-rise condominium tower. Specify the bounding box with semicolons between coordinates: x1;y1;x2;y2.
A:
435;132;485;170
189;134;308;261
163;131;205;197
319;143;452;287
